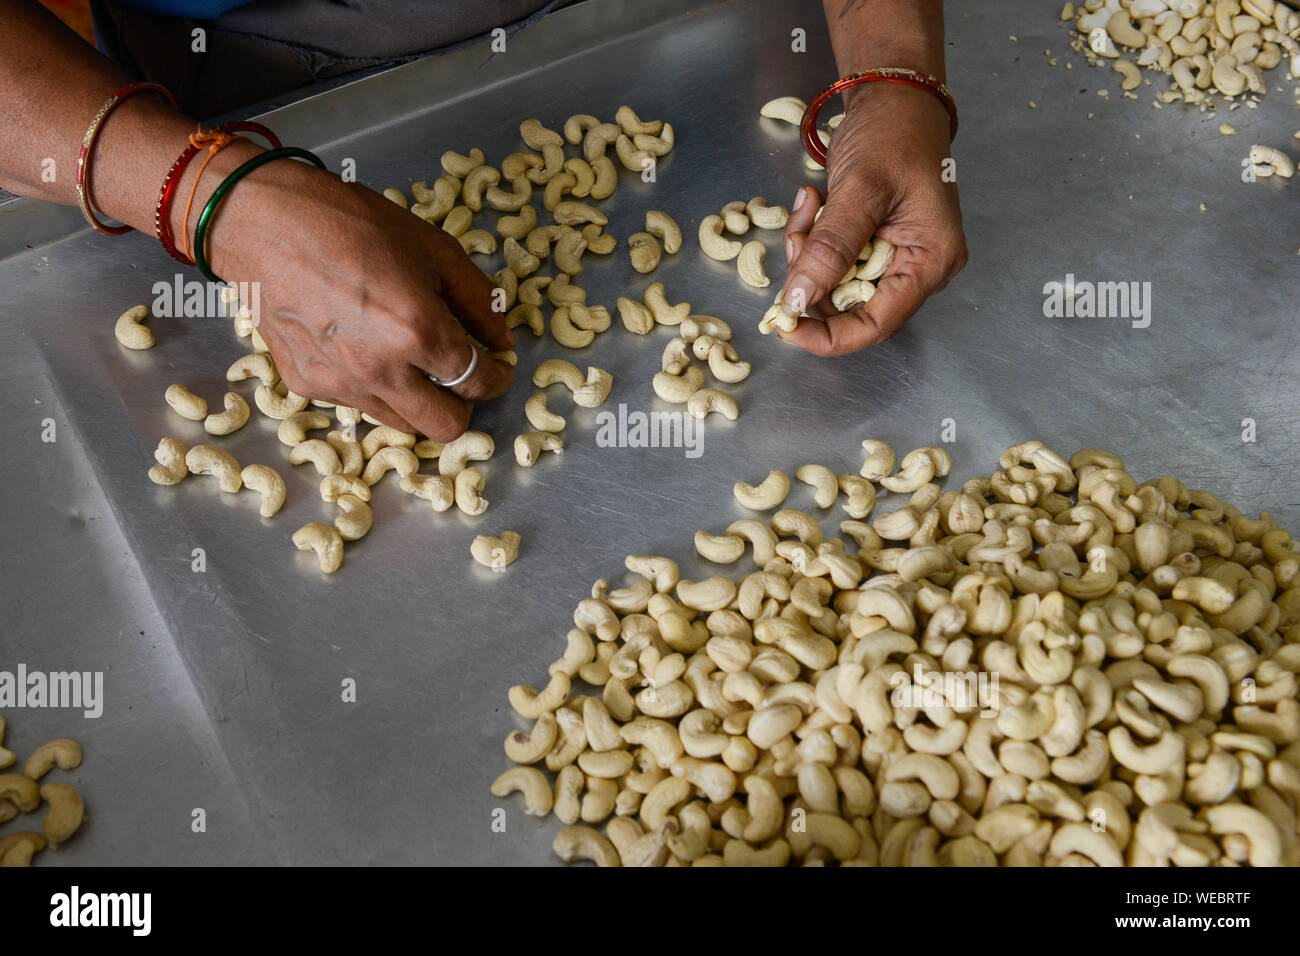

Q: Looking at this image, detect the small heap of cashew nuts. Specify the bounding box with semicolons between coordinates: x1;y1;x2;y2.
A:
1058;0;1300;111
492;438;1300;866
698;197;790;291
130;107;687;575
0;718;86;866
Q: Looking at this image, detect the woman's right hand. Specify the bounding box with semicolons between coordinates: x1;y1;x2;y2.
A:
208;159;515;442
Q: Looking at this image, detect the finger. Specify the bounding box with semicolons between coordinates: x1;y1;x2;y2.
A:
781;233;837;323
415;297;515;402
784;185;823;242
383;369;475;443
356;394;418;434
431;234;517;351
781;181;881;319
779;268;933;356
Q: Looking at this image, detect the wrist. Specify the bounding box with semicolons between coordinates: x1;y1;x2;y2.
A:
166;137;265;268
842;81;951;144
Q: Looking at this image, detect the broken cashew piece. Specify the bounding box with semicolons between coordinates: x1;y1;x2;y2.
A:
1249;144;1296;178
472;530;522;571
292;522;343;574
515;431;564;466
760;96;808;126
573;367;614;408
148;437;188;485
454;467;489;515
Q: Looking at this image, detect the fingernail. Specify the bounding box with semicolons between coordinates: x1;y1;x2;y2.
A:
792;188;807;212
782;277;813;317
784;237;795;263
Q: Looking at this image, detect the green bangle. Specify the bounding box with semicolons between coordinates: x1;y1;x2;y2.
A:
192;146;327;283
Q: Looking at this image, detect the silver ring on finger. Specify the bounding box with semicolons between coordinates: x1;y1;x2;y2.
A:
428;336;479;388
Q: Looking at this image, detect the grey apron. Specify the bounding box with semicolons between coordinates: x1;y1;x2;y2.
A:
92;0;567;118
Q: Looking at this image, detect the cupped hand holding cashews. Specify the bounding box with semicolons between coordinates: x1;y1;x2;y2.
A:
493;437;1300;866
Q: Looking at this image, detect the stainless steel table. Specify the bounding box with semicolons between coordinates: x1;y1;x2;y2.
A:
1;0;1296;866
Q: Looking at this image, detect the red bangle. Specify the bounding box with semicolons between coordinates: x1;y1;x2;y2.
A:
801;68;958;168
76;81;178;236
155;121;281;264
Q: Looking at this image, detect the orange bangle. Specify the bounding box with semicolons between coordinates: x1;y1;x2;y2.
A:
181;130;243;263
76;81;178;236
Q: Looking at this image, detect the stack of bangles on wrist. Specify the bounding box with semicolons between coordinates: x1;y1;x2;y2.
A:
76;81;326;282
800;67;957;166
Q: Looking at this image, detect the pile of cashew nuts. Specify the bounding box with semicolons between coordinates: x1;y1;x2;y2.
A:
1059;0;1300;110
492;438;1300;866
384;107;677;352
697;197;790;290
132;295;512;573
0;719;85;866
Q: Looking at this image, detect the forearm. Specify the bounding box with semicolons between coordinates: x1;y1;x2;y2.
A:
0;0;261;248
823;1;946;93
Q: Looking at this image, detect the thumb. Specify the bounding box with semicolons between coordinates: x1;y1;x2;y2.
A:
780;181;880;318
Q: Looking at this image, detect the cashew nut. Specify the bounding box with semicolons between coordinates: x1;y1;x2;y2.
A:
734;470;790;510
114;305;153;349
241;464;285;517
148;437;189;485
186;445;242;492
628;232;662;273
645;210;682;254
699;215;743;261
737;240;770;288
292;522;343;573
472;531;522;571
760;96;808;126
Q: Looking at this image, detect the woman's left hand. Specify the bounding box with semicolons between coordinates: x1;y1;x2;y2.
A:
777;82;968;356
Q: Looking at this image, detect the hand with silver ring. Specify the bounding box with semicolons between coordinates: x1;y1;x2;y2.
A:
198;165;516;441
429;338;480;388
